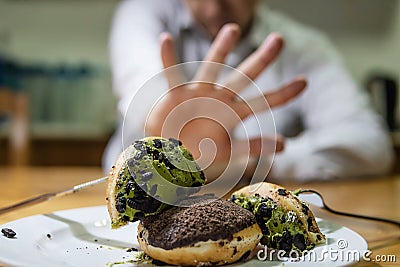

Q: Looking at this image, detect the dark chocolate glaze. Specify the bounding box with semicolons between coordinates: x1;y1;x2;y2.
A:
141;198;257;250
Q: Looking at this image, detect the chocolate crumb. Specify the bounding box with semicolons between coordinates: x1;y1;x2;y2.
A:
278;231;292;252
150;184;157;196
46;233;52;239
125;181;135;192
152;259;168;266
233;246;238;255
133;141;146;151
293;234;306;251
301;203;309;214
116;197;127;213
168;138;182;146
307;217;313;231
277;189;288;196
153;139;162;148
239;250;251;261
134;151;145;160
1;228;16;238
141;172;153;181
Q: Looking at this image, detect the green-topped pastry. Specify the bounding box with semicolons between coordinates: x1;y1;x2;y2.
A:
231;182;326;252
106;137;206;228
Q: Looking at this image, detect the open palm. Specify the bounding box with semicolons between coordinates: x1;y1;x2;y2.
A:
146;24;306;174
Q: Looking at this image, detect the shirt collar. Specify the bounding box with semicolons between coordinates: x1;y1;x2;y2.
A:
177;0;271;48
177;2;197;32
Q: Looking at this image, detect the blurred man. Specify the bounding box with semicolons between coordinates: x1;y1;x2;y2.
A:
103;0;393;181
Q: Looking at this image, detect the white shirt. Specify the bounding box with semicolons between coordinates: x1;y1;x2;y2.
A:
103;0;394;181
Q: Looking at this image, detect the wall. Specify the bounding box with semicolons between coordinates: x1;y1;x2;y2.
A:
0;0;118;140
1;0;398;82
265;0;400;84
0;0;119;165
0;0;117;66
266;0;400;131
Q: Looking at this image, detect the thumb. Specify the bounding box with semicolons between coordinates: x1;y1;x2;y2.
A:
232;135;284;158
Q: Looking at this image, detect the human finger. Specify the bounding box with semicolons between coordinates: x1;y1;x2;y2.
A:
160;32;184;88
265;76;307;108
160;32;176;68
193;23;241;83
224;32;284;94
232;135;284;158
235;76;307;118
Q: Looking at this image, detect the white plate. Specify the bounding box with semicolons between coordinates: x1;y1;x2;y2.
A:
0;206;368;267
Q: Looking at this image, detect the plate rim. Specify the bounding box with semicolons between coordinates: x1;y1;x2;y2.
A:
0;205;369;267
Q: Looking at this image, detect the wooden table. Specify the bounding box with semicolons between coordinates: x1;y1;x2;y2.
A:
0;167;399;266
0;167;107;225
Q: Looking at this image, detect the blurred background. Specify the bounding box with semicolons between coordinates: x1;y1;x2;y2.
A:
0;0;399;168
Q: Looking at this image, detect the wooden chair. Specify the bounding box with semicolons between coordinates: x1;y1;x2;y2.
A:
0;88;30;165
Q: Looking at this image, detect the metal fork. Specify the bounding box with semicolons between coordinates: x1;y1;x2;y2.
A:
0;176;108;216
294;189;400;227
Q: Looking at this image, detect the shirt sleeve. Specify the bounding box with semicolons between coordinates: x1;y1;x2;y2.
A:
103;0;170;170
270;27;394;181
110;0;166;115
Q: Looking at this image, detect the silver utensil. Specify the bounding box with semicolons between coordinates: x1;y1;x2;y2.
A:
294;189;400;227
0;176;108;215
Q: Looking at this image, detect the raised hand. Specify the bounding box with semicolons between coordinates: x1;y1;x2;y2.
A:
145;23;306;176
